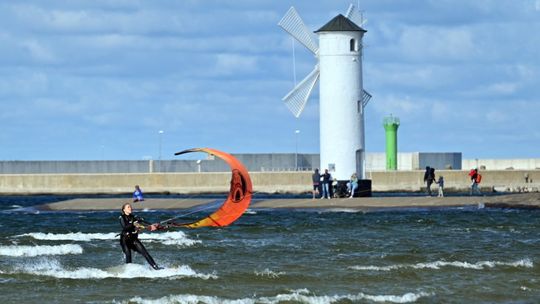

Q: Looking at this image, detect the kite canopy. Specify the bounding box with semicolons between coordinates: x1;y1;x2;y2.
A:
172;148;253;228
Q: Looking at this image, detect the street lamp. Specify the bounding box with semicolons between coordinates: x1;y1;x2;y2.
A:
295;129;300;171
158;130;164;172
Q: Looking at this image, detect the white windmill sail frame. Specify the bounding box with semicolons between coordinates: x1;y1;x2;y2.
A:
345;4;367;27
362;90;372;108
279;4;371;119
278;7;319;55
282;64;320;117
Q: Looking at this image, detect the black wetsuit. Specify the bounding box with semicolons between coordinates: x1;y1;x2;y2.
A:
119;213;160;270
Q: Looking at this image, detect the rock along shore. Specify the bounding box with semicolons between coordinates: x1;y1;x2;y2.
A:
35;193;540;212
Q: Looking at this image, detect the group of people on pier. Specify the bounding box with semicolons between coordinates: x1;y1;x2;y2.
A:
311;166;483;200
311;169;358;199
423;166;482;197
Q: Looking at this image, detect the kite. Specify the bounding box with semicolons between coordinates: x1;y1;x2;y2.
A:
160;148;253;228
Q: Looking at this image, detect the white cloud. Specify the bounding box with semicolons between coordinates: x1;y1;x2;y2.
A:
463;81;520;97
21;40;57;63
83;112;118;126
372;95;423;117
32;98;88;116
398;26;476;61
486;82;519;95
485;110;510;124
367;63;442;87
430;101;450;121
214;53;258;75
0;72;49;97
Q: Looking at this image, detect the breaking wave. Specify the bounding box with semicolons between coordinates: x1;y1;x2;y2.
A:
350;259;534;271
123;288;431;304
254;268;285;278
16;231;201;246
17;232;118;241
0;244;83;257
9;259;216;280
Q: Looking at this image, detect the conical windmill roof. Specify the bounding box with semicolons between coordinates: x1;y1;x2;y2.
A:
315;14;366;33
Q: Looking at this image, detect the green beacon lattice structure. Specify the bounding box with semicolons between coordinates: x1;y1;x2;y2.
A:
383;116;400;170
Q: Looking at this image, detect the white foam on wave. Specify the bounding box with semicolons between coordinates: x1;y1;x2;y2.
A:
13;259;216;280
244;209;257;215
324;208;363;213
16;231;201;247
17;232;118;241
139;231;202;247
350;258;534;271
125;289;431;304
254;268;285;278
0;244;83;257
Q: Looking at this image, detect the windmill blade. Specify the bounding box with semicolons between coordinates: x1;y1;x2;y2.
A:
278;7;319;54
362;90;372;108
282;64;320;117
345;4;367;27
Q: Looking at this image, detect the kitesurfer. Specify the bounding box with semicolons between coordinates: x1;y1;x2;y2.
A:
119;203;161;270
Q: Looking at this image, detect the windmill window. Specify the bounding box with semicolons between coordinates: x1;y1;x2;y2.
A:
350;39;356;51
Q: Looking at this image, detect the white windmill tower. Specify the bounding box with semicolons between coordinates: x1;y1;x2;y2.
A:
278;4;372;181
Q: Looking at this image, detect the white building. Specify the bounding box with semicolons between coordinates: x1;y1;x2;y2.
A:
316;15;368;180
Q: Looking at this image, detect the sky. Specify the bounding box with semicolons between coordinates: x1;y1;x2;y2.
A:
1;0;539;161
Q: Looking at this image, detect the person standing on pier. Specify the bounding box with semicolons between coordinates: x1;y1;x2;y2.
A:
312;168;321;199
321;169;332;199
423;167;431;195
436;176;444;197
469;168;482;195
424;167;435;196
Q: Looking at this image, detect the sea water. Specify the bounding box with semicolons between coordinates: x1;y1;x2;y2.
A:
0;195;538;303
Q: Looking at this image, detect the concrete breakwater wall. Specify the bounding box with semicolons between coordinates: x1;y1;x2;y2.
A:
0;170;538;195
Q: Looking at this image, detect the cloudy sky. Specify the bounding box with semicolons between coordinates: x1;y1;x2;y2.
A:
1;0;539;161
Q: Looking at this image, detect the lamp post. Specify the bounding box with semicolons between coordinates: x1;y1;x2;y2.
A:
158;130;164;172
295;129;300;171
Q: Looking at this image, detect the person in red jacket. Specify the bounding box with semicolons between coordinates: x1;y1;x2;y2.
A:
468;168;482;195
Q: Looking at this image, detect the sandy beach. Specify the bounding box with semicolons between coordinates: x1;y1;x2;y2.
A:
35;192;540;212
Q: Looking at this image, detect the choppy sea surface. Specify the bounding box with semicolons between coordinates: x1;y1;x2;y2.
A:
0;195;539;303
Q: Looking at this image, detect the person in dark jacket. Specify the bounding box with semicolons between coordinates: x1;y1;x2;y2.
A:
119;203;161;270
312;168;321;199
423;166;430;193
424;166;436;196
321;169;332;199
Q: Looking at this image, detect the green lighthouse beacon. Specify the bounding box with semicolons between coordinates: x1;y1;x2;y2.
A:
383;115;400;170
